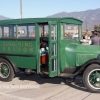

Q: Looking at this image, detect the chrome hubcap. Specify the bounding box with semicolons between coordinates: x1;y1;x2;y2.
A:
88;69;100;89
0;63;10;78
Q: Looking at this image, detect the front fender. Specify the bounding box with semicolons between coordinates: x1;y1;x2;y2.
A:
76;58;100;75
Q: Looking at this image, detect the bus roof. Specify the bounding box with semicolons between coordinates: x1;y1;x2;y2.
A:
0;17;83;25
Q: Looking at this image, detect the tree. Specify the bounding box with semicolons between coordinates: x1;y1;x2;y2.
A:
94;25;98;30
98;25;100;31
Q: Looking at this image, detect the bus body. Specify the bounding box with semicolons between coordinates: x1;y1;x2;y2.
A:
0;17;100;93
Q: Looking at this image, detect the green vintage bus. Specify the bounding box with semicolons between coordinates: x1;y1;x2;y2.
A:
0;17;100;92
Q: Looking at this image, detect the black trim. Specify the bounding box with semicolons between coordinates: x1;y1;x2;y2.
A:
0;53;36;57
16;38;36;40
0;38;36;40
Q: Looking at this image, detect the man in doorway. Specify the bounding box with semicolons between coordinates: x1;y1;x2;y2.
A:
90;30;100;45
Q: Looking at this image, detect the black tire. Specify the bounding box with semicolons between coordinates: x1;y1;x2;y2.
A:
83;64;100;93
0;58;15;82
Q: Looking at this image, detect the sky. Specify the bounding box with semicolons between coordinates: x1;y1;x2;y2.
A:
0;0;100;19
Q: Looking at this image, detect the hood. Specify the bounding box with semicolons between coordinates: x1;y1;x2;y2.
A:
65;43;100;66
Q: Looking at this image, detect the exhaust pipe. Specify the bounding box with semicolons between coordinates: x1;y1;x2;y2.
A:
25;69;35;75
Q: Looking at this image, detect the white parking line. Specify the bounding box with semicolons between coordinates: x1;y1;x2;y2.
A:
0;92;32;100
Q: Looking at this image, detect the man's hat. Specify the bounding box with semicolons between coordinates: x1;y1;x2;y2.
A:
91;30;98;35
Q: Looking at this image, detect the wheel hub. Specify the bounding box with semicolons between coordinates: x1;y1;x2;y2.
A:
0;63;10;78
96;78;100;82
88;69;100;89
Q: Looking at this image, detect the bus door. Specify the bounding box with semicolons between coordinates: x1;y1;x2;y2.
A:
49;22;58;77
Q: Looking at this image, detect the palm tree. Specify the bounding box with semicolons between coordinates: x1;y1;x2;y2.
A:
98;25;100;31
94;25;98;30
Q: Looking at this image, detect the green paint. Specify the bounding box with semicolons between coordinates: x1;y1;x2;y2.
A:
0;17;100;77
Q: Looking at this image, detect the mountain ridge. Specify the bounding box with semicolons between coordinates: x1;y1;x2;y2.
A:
47;8;100;30
0;15;10;20
0;8;100;31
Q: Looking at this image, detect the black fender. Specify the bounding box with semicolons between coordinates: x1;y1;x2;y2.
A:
0;55;20;73
75;58;100;75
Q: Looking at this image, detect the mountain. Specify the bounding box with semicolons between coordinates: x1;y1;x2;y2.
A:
0;8;100;31
47;8;100;31
0;15;10;20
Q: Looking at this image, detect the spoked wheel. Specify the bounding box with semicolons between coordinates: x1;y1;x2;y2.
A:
83;64;100;93
0;59;15;82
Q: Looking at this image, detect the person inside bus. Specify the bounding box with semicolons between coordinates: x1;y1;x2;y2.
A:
40;38;49;64
40;38;48;49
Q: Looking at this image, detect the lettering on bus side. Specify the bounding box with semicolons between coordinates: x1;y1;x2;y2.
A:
2;42;34;53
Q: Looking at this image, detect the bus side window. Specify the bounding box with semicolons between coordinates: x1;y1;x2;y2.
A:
28;25;35;37
3;26;9;38
63;24;79;39
17;25;27;38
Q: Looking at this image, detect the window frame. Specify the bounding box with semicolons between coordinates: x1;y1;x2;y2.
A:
61;23;79;40
17;24;36;38
0;23;36;39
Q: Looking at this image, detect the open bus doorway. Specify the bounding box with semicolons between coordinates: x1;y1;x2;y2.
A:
39;23;49;74
38;22;58;77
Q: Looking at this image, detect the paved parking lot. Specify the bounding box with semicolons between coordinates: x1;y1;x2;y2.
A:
0;73;100;100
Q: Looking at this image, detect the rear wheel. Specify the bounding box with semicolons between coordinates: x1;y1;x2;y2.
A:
0;58;15;82
83;64;100;93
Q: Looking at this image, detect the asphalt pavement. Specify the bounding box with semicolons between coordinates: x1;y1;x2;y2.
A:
0;73;99;100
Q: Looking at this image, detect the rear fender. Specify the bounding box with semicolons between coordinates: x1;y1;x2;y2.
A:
0;55;20;73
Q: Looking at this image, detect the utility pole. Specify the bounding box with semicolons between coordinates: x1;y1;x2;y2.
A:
20;0;22;18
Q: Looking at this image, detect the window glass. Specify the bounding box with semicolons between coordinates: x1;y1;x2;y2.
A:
39;25;43;37
61;24;64;39
18;26;27;38
51;25;57;40
28;25;35;37
39;25;49;37
14;26;16;37
9;25;16;38
0;27;2;38
4;27;9;37
63;24;79;39
44;25;49;37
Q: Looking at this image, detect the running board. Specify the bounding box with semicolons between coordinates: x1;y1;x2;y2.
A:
59;73;76;78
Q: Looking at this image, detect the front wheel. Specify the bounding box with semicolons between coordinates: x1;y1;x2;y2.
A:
83;64;100;93
0;58;15;82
